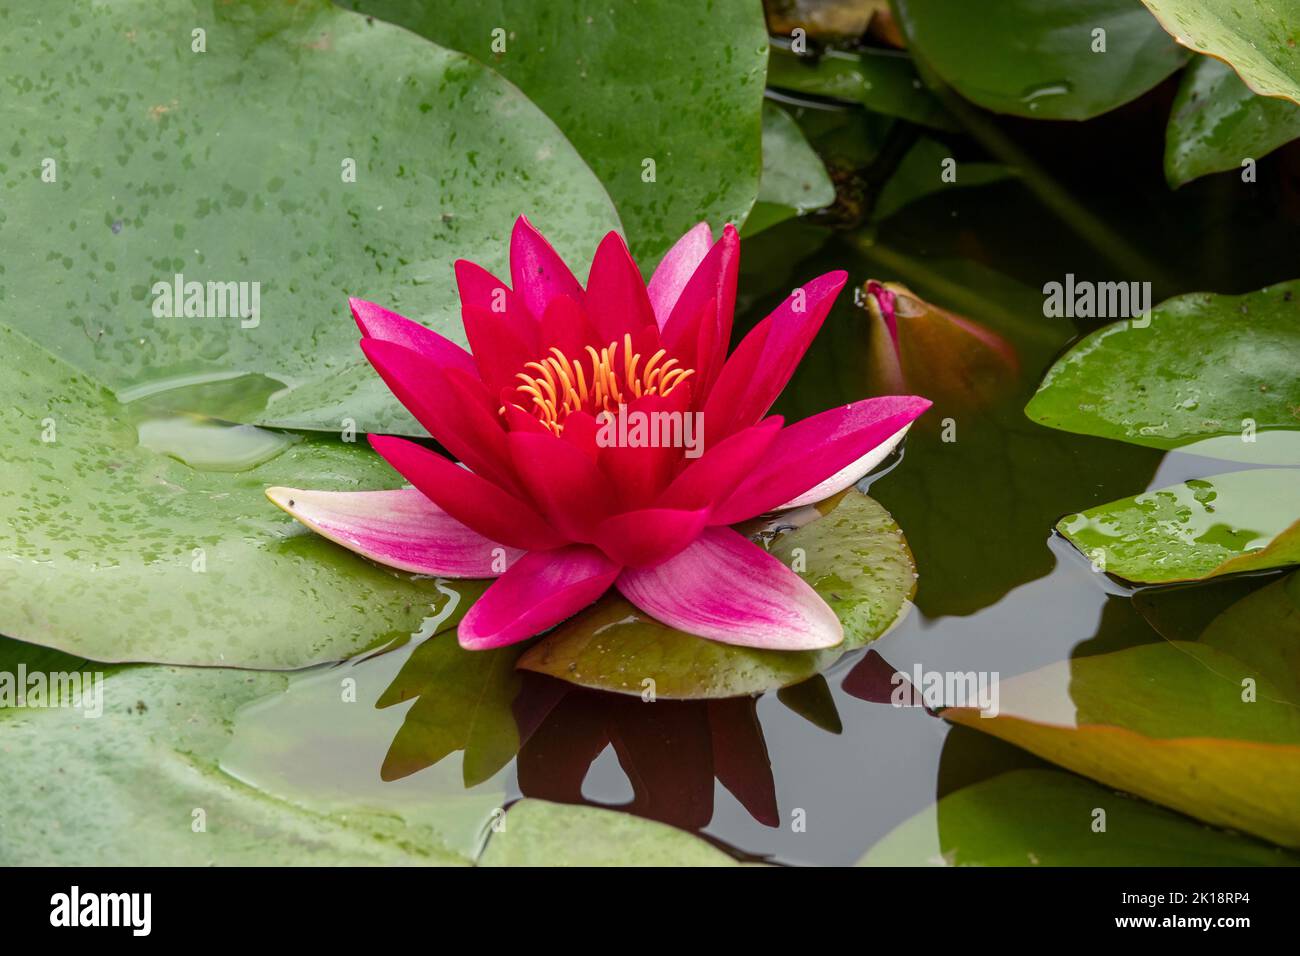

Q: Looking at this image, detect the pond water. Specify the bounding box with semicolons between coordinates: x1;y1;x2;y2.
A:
209;113;1298;865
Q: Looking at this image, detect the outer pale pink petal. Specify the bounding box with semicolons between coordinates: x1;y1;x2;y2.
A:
710;396;931;525
459;545;621;650
510;215;585;320
646;222;713;327
590;507;710;568
265;487;521;577
349;298;478;378
775;423;913;510
616;527;843;650
368;435;564;552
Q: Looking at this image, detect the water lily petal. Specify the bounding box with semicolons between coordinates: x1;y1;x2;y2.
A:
616;527;843;650
462;303;540;395
656;417;783;512
592;507;710;568
510;215;585;320
453;258;530;329
711;396;931;525
459;545;621;650
539;293;599;359
265;486;520;577
586;231;657;343
594;388;693;509
507;431;617;540
776;424;912;510
660;224;739;391
349;298;478;378
369;435;564;551
703;270;847;442
647;222;713;327
360;339;518;491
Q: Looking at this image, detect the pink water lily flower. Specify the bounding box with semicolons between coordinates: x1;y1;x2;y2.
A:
268;217;930;652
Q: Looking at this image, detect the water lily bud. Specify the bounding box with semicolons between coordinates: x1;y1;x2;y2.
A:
862;280;1019;415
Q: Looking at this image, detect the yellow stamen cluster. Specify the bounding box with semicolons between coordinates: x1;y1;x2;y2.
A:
507;333;695;435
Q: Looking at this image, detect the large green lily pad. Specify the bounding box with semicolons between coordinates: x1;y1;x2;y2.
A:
517;489;916;699
0;0;619;435
894;0;1188;120
863;769;1299;865
478;799;738;866
1165;56;1300;186
0;321;480;667
1057;469;1300;584
343;0;767;266
1140;0;1300;103
0;646;480;864
1026;282;1300;463
944;623;1300;847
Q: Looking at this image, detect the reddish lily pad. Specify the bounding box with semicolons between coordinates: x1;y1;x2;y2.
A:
517;489;916;699
944;580;1300;848
1057;469;1300;584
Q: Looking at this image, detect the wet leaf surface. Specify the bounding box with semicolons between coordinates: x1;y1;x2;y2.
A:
895;0;1188;119
344;0;767;266
1140;0;1300;103
0;322;477;668
1026;282;1300;463
1165;56;1300;186
0;0;618;434
1057;469;1300;583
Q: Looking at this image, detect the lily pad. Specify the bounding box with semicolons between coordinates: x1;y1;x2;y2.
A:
863;769;1299;865
1025;282;1300;463
944;633;1300;848
1057;469;1300;584
1140;0;1300;103
766;41;955;129
478;799;737;866
343;0;767;266
0;0;619;435
0;321;480;668
894;0;1188;119
517;489;916;699
1166;56;1300;187
0;648;476;865
743;102;837;238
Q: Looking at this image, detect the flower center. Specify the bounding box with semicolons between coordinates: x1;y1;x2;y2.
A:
507;333;695;435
